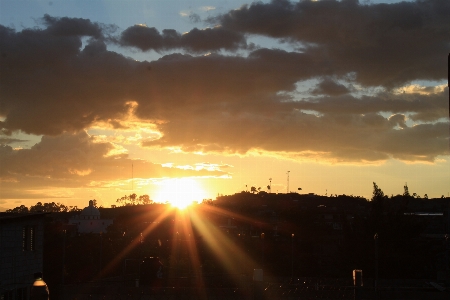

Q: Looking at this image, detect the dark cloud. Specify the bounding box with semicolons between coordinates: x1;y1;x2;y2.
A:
388;114;407;129
119;25;246;52
0;20;327;135
214;0;450;87
311;78;351;96
142;109;448;162
0;131;227;185
0;10;448;164
189;13;202;23
295;88;448;118
42;14;105;39
0;23;140;135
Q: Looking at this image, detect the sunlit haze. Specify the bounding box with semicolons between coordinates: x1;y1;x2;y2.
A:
154;178;207;209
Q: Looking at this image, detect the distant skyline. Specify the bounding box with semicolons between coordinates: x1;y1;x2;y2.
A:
0;0;449;210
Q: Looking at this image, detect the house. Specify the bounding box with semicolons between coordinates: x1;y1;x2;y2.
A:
68;200;112;234
0;213;47;300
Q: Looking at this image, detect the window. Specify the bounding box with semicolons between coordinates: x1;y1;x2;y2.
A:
22;225;35;251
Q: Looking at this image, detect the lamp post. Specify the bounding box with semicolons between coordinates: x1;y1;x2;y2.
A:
99;232;103;277
291;234;294;278
261;232;265;268
445;234;449;271
374;233;379;293
177;232;180;279
62;229;66;285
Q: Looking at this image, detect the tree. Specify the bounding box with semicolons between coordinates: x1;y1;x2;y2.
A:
129;193;137;205
371;182;387;218
69;206;81;212
116;195;128;206
6;205;29;213
28;202;69;213
371;182;385;201
138;194;153;205
116;194;151;206
59;203;69;212
29;202;44;212
403;184;410;197
250;186;257;194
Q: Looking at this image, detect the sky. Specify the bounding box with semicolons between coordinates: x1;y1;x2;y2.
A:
0;0;449;210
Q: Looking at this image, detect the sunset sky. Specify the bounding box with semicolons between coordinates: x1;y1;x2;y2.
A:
0;0;449;210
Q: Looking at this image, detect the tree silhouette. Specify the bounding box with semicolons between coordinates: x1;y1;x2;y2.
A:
28;202;69;213
371;182;385;201
6;203;81;213
6;205;29;213
138;194;153;205
116;194;152;206
403;184;410;197
371;182;387;220
129;193;137;205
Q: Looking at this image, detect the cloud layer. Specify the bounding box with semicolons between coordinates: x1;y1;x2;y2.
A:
0;0;449;176
214;0;450;87
0;131;228;195
119;25;247;52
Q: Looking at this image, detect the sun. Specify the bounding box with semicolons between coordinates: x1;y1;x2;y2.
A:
154;178;207;209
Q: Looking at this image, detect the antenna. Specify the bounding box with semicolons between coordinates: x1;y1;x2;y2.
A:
287;171;290;193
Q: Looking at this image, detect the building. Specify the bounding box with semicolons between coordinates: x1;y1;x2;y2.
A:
0;213;47;300
68;200;112;234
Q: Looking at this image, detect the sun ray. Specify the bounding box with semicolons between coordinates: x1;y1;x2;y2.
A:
97;201;272;291
171;208;208;299
189;207;263;287
97;205;176;279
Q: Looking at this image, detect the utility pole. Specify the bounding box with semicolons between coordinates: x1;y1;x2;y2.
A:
286;171;290;193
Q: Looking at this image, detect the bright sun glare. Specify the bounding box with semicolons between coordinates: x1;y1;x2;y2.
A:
154;178;207;209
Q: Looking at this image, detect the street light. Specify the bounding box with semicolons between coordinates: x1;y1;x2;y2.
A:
62;229;66;285
291;234;294;278
261;232;265;268
374;233;379;292
445;234;449;272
